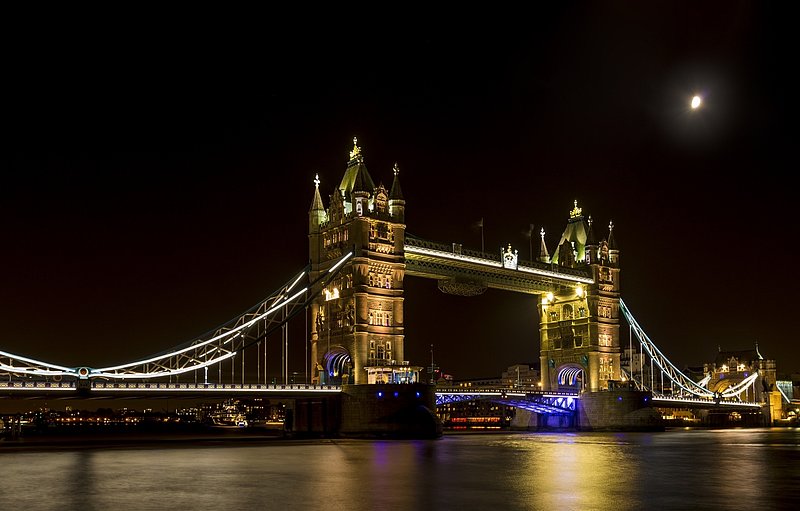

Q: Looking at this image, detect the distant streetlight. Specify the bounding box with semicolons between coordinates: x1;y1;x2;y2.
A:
691;95;702;109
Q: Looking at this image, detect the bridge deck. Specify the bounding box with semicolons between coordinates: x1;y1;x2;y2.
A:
404;236;593;294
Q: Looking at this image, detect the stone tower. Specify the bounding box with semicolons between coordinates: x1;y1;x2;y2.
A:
308;138;419;385
539;201;622;392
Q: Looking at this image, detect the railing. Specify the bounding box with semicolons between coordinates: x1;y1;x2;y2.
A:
405;234;593;282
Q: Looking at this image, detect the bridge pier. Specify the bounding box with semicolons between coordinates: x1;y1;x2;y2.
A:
339;383;441;438
287;384;442;438
510;409;575;431
576;390;664;431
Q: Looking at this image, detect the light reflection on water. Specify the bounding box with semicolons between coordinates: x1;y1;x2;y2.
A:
2;429;799;510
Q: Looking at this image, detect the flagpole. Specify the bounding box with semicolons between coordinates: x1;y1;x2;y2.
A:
481;217;484;253
529;224;534;261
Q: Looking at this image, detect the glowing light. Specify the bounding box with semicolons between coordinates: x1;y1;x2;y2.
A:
328;251;353;273
691;95;702;109
576;286;584;298
546;292;554;303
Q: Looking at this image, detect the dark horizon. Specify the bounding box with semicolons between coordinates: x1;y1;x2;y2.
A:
3;3;797;386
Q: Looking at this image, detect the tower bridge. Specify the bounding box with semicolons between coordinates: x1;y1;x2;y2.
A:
1;138;780;435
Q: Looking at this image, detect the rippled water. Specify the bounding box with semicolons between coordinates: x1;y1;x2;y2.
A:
2;428;799;510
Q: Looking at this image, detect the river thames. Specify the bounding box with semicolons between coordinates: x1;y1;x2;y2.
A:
2;428;798;510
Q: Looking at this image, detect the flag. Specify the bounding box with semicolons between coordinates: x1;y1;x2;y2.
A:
524;224;534;238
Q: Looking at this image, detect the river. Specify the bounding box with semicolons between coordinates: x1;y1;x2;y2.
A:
2;428;798;510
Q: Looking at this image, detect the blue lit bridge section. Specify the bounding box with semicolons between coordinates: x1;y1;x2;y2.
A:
435;389;579;415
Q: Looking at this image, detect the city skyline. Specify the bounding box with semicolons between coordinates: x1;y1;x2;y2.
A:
3;4;796;382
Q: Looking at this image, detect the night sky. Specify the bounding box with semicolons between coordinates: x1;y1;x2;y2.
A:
3;3;797;385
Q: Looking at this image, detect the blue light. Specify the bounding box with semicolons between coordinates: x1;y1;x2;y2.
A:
415;392;420;398
394;392;399;397
377;392;383;398
644;396;649;402
617;396;623;401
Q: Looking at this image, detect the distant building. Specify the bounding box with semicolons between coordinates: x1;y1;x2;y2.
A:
501;363;540;389
704;343;784;421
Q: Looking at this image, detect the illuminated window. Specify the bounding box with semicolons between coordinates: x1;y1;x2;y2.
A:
549;311;559;322
578;307;586;318
599;334;612;347
600;357;613;381
369;309;392;326
562;304;574;320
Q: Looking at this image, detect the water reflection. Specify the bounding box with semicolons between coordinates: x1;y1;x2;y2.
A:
2;429;799;510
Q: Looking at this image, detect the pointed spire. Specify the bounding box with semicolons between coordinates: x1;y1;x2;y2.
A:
607;220;618;250
586;215;597;246
538;227;550;262
309;173;327;232
390;162;404;200
309;173;325;212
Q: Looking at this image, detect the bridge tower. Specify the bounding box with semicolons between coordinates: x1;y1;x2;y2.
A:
539;201;622;392
308;138;420;385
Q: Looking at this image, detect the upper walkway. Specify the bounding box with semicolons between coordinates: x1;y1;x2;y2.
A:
404;235;593;294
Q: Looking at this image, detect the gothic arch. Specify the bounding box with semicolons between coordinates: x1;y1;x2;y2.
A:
556;363;585;391
323;346;353;385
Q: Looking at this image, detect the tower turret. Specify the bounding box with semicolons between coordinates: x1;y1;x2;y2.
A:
607;220;619;266
309;173;327;265
585;215;598;264
309;173;326;231
538;228;550;263
389;162;405;223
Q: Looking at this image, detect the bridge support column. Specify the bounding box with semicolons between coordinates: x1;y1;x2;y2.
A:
510;409;575;431
339;383;442;438
577;390;663;431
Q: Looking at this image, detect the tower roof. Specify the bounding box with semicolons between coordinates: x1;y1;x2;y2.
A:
389;162;404;201
586;215;597;246
551;200;588;264
309;173;325;213
538;227;550;261
713;345;764;366
339;137;375;198
607;220;618;250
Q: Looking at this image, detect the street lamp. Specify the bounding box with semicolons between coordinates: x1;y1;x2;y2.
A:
691;95;702;109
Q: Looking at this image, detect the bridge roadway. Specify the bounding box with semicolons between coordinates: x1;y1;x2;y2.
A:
0;381;760;412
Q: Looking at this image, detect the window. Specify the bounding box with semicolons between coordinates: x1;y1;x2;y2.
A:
578;307;587;318
562;305;574;320
369;309;392;326
600;357;613;381
549;311;559;322
599;333;612;347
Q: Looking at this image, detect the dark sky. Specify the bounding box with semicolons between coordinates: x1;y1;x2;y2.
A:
3;3;797;385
